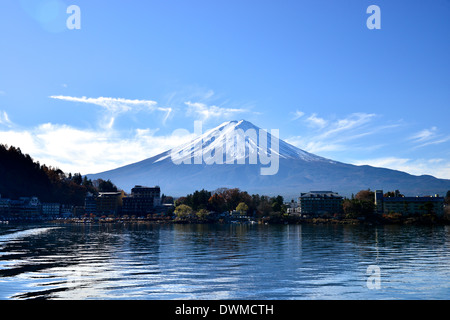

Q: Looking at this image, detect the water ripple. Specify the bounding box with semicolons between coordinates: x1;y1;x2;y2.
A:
0;224;449;299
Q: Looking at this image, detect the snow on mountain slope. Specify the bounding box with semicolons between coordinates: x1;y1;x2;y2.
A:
156;120;333;165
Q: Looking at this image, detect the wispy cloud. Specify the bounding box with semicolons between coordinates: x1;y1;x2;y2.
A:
352;157;450;180
185;101;249;121
318;113;376;138
160;87;257;122
0;111;13;127
50;96;158;114
286;112;387;154
0;90;6;96
291;110;305;121
0;95;193;175
306;113;328;129
410;127;437;142
285;111;450;179
409;126;450;148
50;96;173;128
0;91;258;176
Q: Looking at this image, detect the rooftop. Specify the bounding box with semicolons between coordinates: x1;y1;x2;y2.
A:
300;191;342;198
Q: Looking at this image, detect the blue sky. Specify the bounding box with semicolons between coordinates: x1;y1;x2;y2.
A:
0;0;449;178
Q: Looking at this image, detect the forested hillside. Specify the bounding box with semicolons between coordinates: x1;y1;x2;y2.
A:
0;144;115;205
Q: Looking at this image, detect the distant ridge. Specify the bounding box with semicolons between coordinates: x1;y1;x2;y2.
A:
87;120;450;198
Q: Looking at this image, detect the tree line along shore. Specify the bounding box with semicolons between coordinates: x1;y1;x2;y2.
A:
1;144;449;226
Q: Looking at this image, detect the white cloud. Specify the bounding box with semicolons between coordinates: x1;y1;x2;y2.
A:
0;90;6;96
285;111;450;179
0;95;194;174
319;113;376;139
352;157;410;169
285;136;346;153
0;111;13;127
50;95;173;128
291;110;305;120
0;123;194;175
306;113;327;129
185;101;249;121
50;96;157;113
352;157;450;180
417;137;450;148
410;127;437;142
409;126;450;149
0;93;254;176
287;112;384;154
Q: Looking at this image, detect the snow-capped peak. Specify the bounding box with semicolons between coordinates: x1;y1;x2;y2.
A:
156;120;330;165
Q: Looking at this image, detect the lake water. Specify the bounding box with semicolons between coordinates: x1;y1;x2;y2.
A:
0;223;449;300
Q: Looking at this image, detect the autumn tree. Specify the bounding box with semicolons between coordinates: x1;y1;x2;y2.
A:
174;204;193;219
223;188;243;211
208;193;226;213
196;209;210;220
175;196;189;207
208;188;253;213
355;189;374;202
343;198;375;219
256;196;272;217
161;194;174;205
236;202;249;215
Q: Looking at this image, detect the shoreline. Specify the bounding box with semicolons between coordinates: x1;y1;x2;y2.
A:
44;216;450;227
2;213;449;227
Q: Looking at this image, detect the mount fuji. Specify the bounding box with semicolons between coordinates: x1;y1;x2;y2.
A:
87;120;450;199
